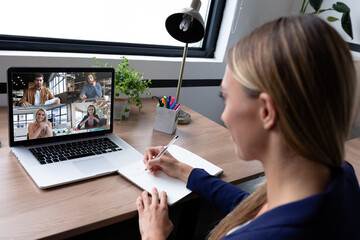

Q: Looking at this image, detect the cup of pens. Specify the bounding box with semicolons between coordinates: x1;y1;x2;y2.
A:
153;96;180;134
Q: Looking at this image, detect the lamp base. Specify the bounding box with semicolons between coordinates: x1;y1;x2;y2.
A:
178;109;191;125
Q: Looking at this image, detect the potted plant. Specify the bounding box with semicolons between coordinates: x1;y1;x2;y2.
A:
94;57;152;120
299;0;353;39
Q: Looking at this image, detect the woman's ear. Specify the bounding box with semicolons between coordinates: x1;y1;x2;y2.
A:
259;92;276;129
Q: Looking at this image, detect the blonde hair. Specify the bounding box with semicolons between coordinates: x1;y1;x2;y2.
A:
209;15;356;239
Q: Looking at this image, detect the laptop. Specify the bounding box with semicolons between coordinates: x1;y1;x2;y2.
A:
7;67;143;188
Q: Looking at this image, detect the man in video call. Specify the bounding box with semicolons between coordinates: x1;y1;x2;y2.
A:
19;73;60;107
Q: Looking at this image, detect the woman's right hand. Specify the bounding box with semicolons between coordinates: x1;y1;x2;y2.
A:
39;122;48;129
143;146;193;183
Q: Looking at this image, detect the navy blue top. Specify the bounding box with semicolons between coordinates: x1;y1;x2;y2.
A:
80;83;102;99
77;114;103;129
186;162;360;239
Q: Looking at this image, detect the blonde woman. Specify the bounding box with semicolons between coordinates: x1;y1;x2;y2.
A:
28;108;53;139
136;15;360;239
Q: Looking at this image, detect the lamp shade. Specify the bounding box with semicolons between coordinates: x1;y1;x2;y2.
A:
165;1;205;44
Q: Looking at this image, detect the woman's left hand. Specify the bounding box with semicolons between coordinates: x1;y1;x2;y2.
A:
137;188;173;240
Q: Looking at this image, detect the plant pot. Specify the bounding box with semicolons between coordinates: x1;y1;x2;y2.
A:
114;96;131;120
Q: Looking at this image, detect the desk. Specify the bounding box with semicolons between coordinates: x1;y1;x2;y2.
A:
0;99;359;239
0;99;264;239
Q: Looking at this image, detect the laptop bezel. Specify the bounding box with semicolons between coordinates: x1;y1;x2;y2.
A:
7;67;115;147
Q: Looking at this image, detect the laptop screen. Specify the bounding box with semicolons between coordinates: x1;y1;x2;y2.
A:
7;67;115;147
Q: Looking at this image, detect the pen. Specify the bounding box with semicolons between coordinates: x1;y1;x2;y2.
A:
169;97;175;108
173;103;180;110
170;101;177;109
167;96;172;108
145;135;179;171
163;96;168;108
155;135;179;158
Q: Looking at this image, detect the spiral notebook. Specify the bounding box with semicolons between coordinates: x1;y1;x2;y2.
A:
117;145;223;205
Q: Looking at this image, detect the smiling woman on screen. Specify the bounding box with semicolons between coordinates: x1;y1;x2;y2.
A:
28;108;53;139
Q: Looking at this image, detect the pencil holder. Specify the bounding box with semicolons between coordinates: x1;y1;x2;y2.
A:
153;106;180;134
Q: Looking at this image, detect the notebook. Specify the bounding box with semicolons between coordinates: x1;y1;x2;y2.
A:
7;67;143;189
118;145;223;205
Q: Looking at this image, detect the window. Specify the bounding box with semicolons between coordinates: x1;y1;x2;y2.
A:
76;110;84;125
49;73;67;95
47;105;68;126
0;0;225;58
59;105;68;125
13;113;34;129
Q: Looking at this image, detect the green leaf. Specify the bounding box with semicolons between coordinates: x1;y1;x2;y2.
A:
327;16;339;22
317;8;332;14
93;55;151;113
300;0;307;14
309;0;323;12
303;1;310;13
333;2;350;13
341;11;353;39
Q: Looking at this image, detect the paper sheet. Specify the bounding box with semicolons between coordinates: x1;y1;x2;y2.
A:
118;145;223;205
44;97;60;105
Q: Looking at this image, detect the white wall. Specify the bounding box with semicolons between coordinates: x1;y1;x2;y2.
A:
290;0;360;58
0;0;296;125
350;57;360;139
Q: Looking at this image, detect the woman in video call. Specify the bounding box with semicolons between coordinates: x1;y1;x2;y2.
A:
79;73;102;100
77;105;103;129
28;108;53;139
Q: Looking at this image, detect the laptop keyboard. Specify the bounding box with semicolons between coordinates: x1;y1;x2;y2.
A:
29;137;123;165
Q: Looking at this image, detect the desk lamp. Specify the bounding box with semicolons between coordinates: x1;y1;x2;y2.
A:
165;0;205;124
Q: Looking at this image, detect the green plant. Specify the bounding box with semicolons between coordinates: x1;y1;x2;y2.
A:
299;0;353;39
93;56;152;120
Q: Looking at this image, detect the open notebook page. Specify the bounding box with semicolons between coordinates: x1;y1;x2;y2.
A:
118;145;223;205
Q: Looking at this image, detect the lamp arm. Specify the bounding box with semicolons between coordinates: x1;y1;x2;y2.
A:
175;43;189;103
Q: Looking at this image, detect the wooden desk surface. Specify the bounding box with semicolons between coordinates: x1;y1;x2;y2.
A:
0;99;264;239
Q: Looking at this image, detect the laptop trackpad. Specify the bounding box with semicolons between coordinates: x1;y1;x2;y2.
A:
73;157;115;175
